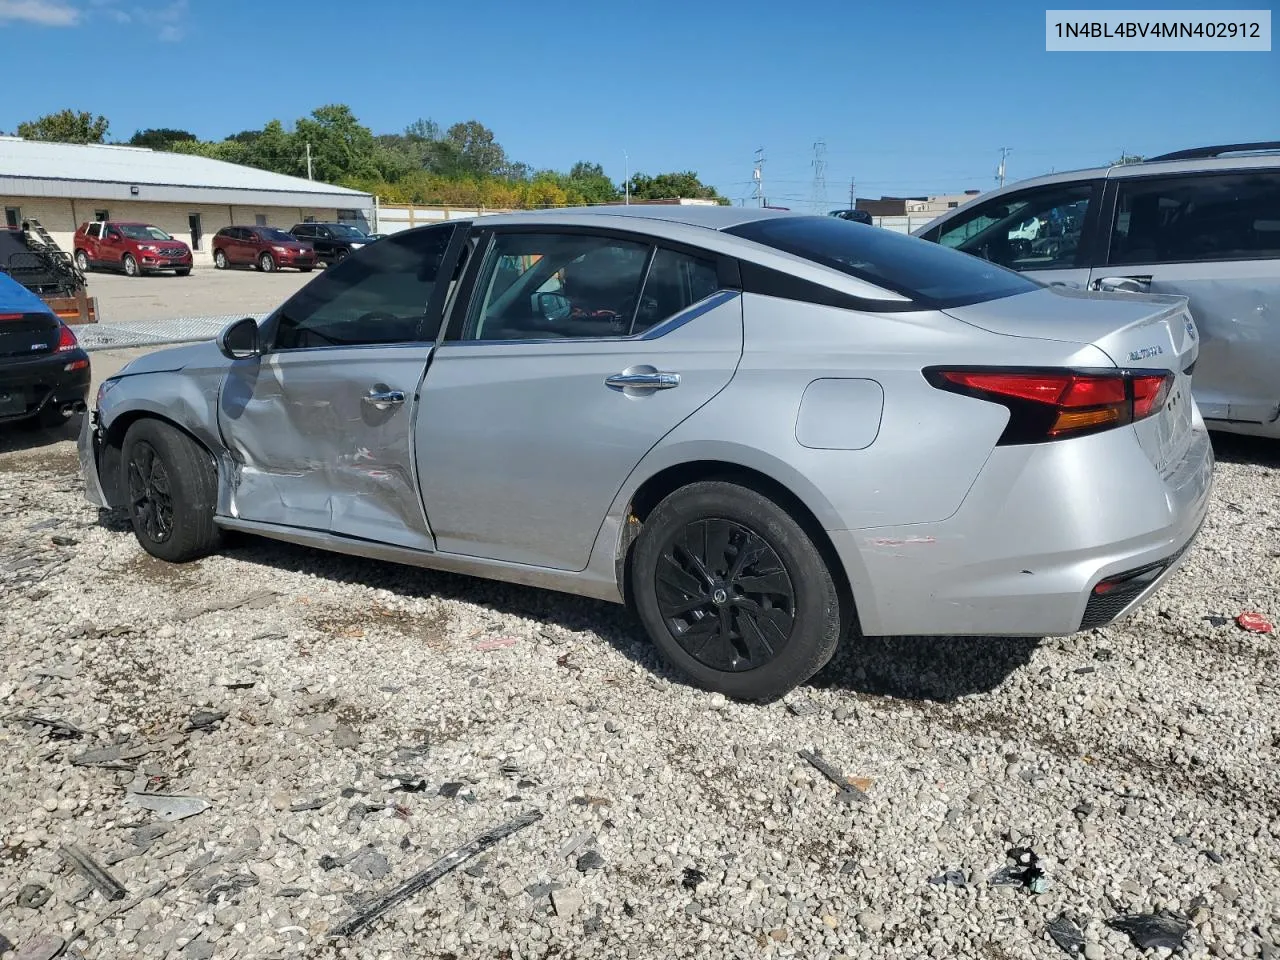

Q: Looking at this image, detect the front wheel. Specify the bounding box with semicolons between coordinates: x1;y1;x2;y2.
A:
74;250;91;273
299;267;313;273
214;249;228;269
630;481;844;702
121;419;222;563
122;254;139;277
258;252;276;272
175;268;191;277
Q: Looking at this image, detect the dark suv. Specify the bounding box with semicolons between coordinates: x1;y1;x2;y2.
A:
289;222;376;264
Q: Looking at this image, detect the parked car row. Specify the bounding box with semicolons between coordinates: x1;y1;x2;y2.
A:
72;220;383;277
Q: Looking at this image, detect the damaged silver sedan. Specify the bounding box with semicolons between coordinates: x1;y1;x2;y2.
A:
81;206;1212;700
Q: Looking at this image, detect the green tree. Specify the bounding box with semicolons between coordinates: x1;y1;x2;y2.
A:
17;109;110;144
293;104;378;182
444;120;506;178
627;171;726;203
566;161;621;204
128;128;197;150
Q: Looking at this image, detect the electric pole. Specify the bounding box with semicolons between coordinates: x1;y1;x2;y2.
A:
624;150;629;205
306;141;313;180
996;146;1011;188
810;140;827;214
849;176;856;212
751;147;766;208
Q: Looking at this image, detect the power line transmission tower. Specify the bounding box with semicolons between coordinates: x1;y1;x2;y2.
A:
996;146;1012;187
848;175;856;211
810;140;827;213
751;147;766;207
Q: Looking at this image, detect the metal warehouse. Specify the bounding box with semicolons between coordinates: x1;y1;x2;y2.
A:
0;137;374;266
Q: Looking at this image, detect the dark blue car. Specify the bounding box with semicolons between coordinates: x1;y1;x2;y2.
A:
0;272;91;427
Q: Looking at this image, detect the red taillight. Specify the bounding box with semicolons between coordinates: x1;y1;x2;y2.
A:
927;368;1174;444
0;313;24;322
56;323;79;353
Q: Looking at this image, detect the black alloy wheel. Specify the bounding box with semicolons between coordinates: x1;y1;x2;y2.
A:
126;439;174;544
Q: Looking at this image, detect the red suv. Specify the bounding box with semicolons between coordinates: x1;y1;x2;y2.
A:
74;221;193;277
212;226;315;273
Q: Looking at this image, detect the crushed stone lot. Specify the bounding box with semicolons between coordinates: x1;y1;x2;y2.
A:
1;422;1278;960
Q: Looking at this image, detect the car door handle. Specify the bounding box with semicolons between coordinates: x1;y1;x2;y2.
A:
1092;275;1152;293
605;371;680;391
362;388;405;410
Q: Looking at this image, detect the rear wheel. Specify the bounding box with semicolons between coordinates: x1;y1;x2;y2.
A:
121;419;222;563
74;250;90;273
630;481;843;701
258;252;276;273
214;249;228;269
122;254;139;277
334;249;348;264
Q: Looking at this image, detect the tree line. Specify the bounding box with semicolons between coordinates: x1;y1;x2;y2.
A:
13;107;729;208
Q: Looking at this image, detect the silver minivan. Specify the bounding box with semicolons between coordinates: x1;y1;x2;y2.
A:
913;143;1280;439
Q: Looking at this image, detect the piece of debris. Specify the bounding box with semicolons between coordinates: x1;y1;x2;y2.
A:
1046;913;1086;955
840;859;858;874
59;844;127;902
571;795;612;808
328;808;543;939
50;535;78;547
1093;648;1114;661
474;635;519;652
928;870;966;888
350;848;391;881
989;847;1049;894
1204;615;1230;627
185;710;228;732
71;742;159;769
1106;911;1190;952
205;873;260;905
464;859;487;879
386;777;429;793
0;934;12;955
438;782;466;799
278;887;307;898
797;749;867;804
1073;666;1096;675
576;850;605;873
682;867;706;890
13;934;64;960
217;678;256;690
785;698;820;718
1072;802;1095;821
558;830;596;860
290;796;333;813
16;884;51;909
131;823;172;848
176;589;278;622
6;712;86;740
551;886;585;917
1236;612;1274;634
123;791;210;822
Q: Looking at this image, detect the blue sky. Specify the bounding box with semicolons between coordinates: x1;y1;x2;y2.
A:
1;0;1275;206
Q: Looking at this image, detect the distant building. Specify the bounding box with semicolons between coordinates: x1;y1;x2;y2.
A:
0;138;374;265
855;190;984;218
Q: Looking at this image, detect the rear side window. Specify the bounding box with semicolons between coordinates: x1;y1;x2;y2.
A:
1108;171;1280;265
725;216;1036;308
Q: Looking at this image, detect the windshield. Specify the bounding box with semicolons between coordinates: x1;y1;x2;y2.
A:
329;224;369;239
118;224;173;241
257;228;297;243
725;215;1037;307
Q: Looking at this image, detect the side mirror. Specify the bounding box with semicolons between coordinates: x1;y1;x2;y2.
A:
216;316;261;360
536;292;572;322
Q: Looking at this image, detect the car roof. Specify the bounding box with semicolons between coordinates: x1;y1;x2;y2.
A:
477;203;792;232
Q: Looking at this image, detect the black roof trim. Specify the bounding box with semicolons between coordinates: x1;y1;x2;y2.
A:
1145;141;1280;162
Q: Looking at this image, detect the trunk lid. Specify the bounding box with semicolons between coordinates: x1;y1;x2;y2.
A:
0;311;60;362
945;287;1200;476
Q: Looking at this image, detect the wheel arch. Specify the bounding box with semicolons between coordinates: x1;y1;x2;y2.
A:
616;457;861;634
99;408;220;507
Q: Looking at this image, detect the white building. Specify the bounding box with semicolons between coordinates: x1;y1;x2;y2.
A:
0;138;374;266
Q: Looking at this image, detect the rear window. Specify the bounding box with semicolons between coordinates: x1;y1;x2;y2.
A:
725;215;1037;307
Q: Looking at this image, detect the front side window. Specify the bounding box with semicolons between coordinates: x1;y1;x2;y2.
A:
727;215;1037;307
1108;171;1280;265
329;223;370;240
118;225;173;241
461;233;653;341
85;222;101;239
256;227;296;243
272;224;455;350
927;182;1097;272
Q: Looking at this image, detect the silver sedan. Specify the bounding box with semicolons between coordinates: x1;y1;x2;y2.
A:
80;206;1213;700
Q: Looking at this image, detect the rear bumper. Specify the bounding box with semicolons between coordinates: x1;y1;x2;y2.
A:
836;417;1214;637
0;351;91;423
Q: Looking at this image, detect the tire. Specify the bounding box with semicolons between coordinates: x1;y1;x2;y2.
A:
630;480;843;702
299;267;313;273
120;419;222;563
175;268;191;277
122;254;139;277
334;248;348;263
74;250;91;273
214;249;228;270
258;252;276;273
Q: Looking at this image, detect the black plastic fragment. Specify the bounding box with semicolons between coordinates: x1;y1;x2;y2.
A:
1047;913;1086;955
1106;911;1190;952
928;869;966;887
988;847;1048;894
438;782;464;799
576;850;605;873
185;710;228;732
17;883;51;908
797;749;866;804
682;867;706;890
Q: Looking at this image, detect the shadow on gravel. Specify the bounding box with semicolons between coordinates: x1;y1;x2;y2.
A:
0;413;82;460
811;632;1040;702
1209;431;1280;468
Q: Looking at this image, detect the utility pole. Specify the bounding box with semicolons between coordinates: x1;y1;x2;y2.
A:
849;176;856;212
751;147;766;208
810;140;827;214
306;141;313;180
996;146;1012;188
624;150;629;205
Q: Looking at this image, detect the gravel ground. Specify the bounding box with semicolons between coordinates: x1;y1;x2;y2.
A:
1;420;1278;960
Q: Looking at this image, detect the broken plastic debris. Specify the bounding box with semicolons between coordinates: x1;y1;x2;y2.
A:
682;867;707;890
1204;615;1230;627
927;870;966;888
123;791;211;822
6;712;86;739
474;635;519;651
59;844;127;902
1046;913;1086;955
797;749;868;804
785;698;820;718
1106;910;1190;952
988;847;1049;894
186;709;228;732
1235;612;1274;634
16;883;51;909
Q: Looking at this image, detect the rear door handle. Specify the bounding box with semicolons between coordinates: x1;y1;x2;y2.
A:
605;371;680;391
363;388;405;410
1092;275;1152;293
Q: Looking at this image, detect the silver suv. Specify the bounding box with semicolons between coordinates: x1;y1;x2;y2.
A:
914;142;1280;439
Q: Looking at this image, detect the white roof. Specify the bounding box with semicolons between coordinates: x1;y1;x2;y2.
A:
0;137;369;205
